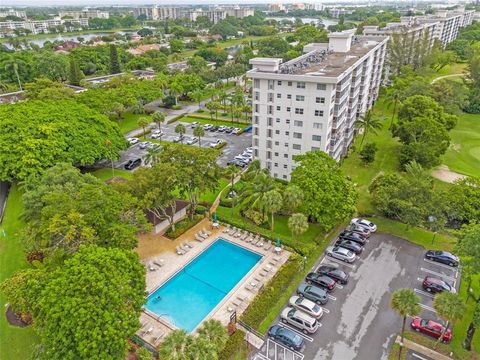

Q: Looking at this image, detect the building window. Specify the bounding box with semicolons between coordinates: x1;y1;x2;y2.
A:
274;152;279;156
292;144;301;150
267;129;273;138
277;80;282;85
254;149;258;156
254;92;259;101
284;154;288;158
254;104;259;113
285;143;289;147
287;94;292;99
275;130;280;134
253;138;259;146
317;83;326;90
293;132;302;139
276;118;280;123
295;108;304;115
268;106;273;115
297;82;306;89
313;122;322;129
274;163;278;167
283;175;287;179
268;80;274;90
285;131;290;136
316;97;325;104
277;93;281;99
254;79;260;88
286;119;290;124
311;147;320;151
286;107;291;112
267;93;274;102
288;81;292;86
314;110;324;117
267;117;273;126
296;95;305;101
274;173;278;178
312;135;321;141
253;127;259;136
275;141;279;145
284;164;288;169
294;120;303;127
254;116;259;124
276;106;281;111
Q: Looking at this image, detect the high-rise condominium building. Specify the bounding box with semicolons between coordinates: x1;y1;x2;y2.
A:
58;9;109;19
132;6;180;21
247;30;387;180
0;9;27;19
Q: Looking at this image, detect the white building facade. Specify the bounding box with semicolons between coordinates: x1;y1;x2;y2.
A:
58;9;109;19
0;18;88;36
247;30;388;180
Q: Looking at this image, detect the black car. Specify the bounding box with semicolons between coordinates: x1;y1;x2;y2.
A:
305;273;335;291
425;250;459;267
316;265;349;285
348;224;371;238
124;158;141;170
268;325;304;351
338;231;367;245
209;125;219;132
335;239;364;255
225;127;234;133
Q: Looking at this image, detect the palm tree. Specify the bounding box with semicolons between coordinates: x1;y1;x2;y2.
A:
193;125;205;147
197;319;228;352
205;102;215;120
219;92;229;108
189;89;204;108
152;111;166;132
137;117;150;139
145;145;162;166
433;292;466;348
264;189;283;231
175;123;186;143
211;101;220;120
169;81;183;106
390;289;421;359
283;185;304;215
4;58;26;91
158;330;191;360
288;213;309;243
354;110;383;150
385;87;402;129
187;336;217;360
240;172;276;221
225;164;241;188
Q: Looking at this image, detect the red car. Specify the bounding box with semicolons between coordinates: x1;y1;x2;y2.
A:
411;317;452;343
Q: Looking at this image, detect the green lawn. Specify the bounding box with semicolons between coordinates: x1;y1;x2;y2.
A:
0;185;38;360
117;112;151;134
179;115;249;129
89;168;133;181
199;178;229;205
442;112;480;178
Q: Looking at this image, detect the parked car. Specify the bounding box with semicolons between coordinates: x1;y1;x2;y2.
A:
335;239;364;255
338;231;367;245
227;159;247;168
316;265;349;285
297;283;328;305
351;218;377;232
268;325;304;352
411;316;452;343
191;122;200;128
209;125;219;132
281;307;320;334
347;223;371;238
225;127;234;133
172;135;183;143
245;147;253;154
127;137;139;145
425;250;459;267
150;132;164;139
218;126;227;132
186;137;198;145
305;273;336;291
204;124;213;130
422;276;456;294
124;158;141;170
288;296;323;319
235;155;251;163
139;141;152;149
325;246;356;263
232;127;241;134
209;139;224;148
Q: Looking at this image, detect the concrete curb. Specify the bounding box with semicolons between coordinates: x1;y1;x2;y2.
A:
395;335;452;360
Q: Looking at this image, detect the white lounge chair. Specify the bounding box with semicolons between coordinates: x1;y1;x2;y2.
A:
176;246;185;255
180;244;190;252
240;232;249;241
198;231;208;239
256;237;265;247
195;234;205;242
153;331;165;344
245;233;254;243
153;259;164;268
148;262;156;271
223;226;231;233
228;227;237;236
202;228;212;236
235;230;243;238
264;241;272;251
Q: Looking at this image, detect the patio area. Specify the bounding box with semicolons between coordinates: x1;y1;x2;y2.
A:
136;217;290;346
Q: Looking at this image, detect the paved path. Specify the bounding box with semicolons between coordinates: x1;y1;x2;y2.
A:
431;73;464;84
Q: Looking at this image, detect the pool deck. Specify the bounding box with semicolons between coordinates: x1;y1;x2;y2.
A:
136;218;290;346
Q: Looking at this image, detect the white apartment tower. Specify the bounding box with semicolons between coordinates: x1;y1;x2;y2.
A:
247;30;388;180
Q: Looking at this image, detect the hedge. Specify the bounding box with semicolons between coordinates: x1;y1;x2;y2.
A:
165;215;203;239
218;329;246;360
214;141;227;150
166;114;185;124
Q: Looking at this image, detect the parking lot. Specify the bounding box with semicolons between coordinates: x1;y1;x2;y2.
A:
255;232;461;360
112;121;252;170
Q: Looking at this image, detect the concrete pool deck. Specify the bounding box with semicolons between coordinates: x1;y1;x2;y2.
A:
136;219;290;346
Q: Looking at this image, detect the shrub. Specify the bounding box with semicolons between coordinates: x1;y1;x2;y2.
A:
197;109;205;113
162;95;176;108
214;141;227;150
218;330;246;360
165;215;203;239
359;143;377;164
171;105;182;110
144;108;155;115
219;198;233;207
243;209;266;225
195;205;208;215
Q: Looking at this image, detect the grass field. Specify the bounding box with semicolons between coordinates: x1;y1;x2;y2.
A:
442;113;480;178
0;185;38;360
179;115;249;129
89;168;133;181
117;112;150;134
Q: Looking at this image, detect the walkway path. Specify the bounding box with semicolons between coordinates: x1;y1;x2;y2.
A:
431;165;467;183
431;73;464;84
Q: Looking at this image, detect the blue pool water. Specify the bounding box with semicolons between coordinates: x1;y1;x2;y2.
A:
145;239;262;332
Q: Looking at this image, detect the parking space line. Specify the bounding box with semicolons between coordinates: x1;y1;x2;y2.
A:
411;352;429;360
420;267;456;282
414;288;435;299
323;256;356;269
317;258;338;268
328;294;337;301
267;339;305;360
423;258;457;272
335;284;343;289
278;324;314;342
322;307;330;314
418;303;437;313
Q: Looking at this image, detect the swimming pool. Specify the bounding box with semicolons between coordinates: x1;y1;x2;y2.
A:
145;238;262;332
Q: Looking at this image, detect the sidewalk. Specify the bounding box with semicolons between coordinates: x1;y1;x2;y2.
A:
395;335;452;360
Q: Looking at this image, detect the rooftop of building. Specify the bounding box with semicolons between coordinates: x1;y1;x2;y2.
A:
248;34;387;78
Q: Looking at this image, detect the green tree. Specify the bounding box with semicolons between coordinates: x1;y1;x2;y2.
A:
4;57;26;90
169;81;183;106
29;245;145;360
189;88;204;108
390;289;421;359
385;86;402;128
193;125;205;147
264;189;283;231
288;213;309;244
110;102;125;120
68;56;84;86
33;52;69;82
290;151;358;231
197;319;228;352
359;143;377;164
152;111;166;132
109;44;121;74
136;347;153;360
159;330;191;360
433;292;466;347
354;110;383;149
465;302;480;351
240;172;276;220
175;123;186;143
144;144;162;166
138;117;150;139
283;185;304;215
169;39;184;53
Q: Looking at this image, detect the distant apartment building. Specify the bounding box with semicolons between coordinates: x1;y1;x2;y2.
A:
327;7;353;19
0;17;88;36
183;9;226;24
58;9;109;19
224;6;255;19
305;3;324;11
0;9;27;19
247;30;388;180
268;4;286;12
291;3;306;11
132;6;180;20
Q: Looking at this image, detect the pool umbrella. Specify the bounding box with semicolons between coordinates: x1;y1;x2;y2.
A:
213;212;217;222
276;239;281;247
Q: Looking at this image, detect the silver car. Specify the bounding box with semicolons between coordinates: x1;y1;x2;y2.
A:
289;295;323;319
186;137;198;145
325;246;356;263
